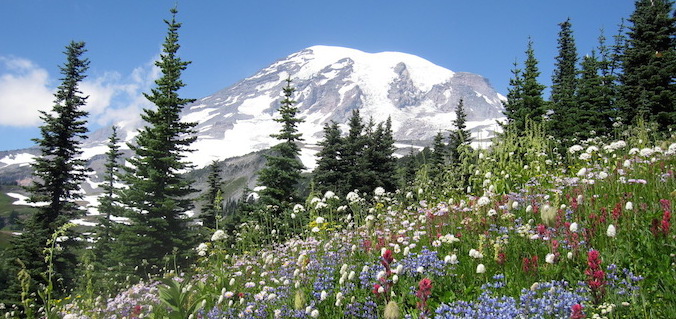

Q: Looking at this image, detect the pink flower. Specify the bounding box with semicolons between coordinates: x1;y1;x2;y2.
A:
570;304;585;318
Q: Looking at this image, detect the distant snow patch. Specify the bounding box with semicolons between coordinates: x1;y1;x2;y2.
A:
0;153;35;167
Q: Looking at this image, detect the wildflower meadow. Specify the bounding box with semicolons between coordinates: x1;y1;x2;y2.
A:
1;129;663;319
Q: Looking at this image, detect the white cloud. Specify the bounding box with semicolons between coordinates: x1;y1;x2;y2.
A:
0;56;53;126
0;55;160;128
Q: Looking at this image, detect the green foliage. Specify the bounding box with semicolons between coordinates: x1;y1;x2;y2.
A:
7;41;90;301
313;121;344;195
93;126;123;263
620;0;676;130
549;18;580;144
200;161;224;230
158;278;203;319
114;7;198;274
258;78;305;209
502;39;547;134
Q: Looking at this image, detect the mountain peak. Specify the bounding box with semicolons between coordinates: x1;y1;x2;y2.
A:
285;45;456;93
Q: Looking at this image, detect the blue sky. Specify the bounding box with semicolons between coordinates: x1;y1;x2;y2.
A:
0;0;635;151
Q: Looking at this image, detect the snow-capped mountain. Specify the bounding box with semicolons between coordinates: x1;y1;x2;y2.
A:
1;45;505;188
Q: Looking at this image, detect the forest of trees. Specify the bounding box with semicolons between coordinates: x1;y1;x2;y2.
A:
0;0;673;311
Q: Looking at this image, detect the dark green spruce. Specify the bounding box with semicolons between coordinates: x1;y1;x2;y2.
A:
94;126;124;258
258;78;305;208
313;121;344;196
619;0;675;130
8;41;90;298
114;8;198;274
200;161;224;230
549;18;579;143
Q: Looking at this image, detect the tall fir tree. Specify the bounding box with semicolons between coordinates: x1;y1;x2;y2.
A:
576;52;605;140
340;109;370;196
549;18;579;142
449;98;472;165
200;161;223;230
365;117;397;193
258;78;305;208
620;0;675;130
452;98;472;145
429;131;447;180
94;126;124;258
313;121;345;196
502;60;524;129
520;38;548;129
9;41;90;296
114;8;198;273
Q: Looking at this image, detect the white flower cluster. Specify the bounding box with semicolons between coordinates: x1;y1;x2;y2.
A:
211;229;227;241
196;243;208;256
469;248;484;259
374;187;386;196
346;191;361;203
477;196;491;207
440;233;460;244
568;145;584;153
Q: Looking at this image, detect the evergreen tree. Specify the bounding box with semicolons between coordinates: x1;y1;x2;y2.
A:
453;98;472;145
200;160;223;230
398;147;420;189
258;78;305;208
313;121;344;195
550;18;579;142
340;109;370;195
94;126;124;258
366;117;397;193
449;98;472;165
429;131;447;180
620;0;675;130
502;60;524;129
521;38;548;129
115;8;198;273
9;41;90;296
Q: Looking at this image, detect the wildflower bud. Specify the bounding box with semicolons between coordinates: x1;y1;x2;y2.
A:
567;252;573;259
294;290;306;310
606;224;617;238
395;264;404;274
545;253;556;264
569;222;579;232
476;264;486;274
625;202;633;210
384;300;401;319
512;201;519;209
403;247;410;256
526;205;533;213
310;309;319;318
392;274;399;283
348;270;356;281
320;290;327;301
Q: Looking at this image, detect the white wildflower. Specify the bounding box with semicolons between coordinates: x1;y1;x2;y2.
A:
477;196;490;207
374;187;386;196
568;145;583;153
607;224;617;238
476;264;486;274
211;230;227;241
545;253;556;264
